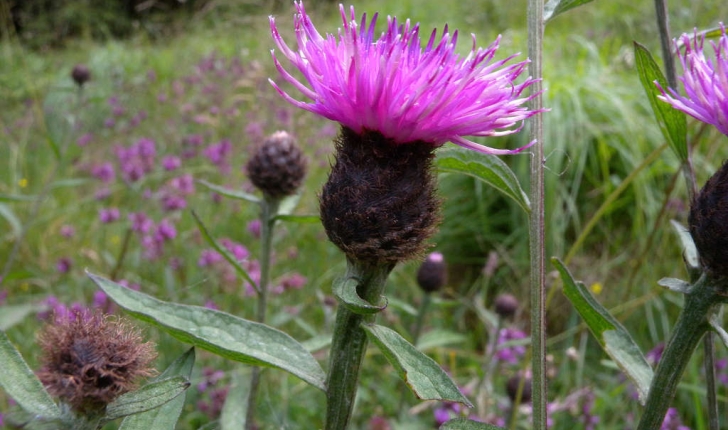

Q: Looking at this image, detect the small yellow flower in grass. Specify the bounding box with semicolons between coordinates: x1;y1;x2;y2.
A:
20;282;29;292
111;235;121;245
18;178;28;188
590;282;603;295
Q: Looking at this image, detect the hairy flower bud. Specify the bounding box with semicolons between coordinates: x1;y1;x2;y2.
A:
494;294;519;319
71;64;91;87
689;161;728;279
246;131;307;199
36;311;157;414
416;252;447;293
320;127;441;264
506;375;532;404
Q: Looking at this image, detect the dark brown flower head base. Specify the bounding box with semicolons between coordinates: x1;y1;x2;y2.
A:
320;127;441;264
689;160;728;280
36;311;157;415
246;131;308;199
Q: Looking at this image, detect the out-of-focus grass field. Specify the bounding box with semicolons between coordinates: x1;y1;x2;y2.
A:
2;0;728;428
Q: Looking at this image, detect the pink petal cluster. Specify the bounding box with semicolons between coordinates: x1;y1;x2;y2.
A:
269;2;544;154
658;24;728;136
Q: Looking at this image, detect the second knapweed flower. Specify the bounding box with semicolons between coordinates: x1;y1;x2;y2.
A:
657;24;728;136
270;2;543;264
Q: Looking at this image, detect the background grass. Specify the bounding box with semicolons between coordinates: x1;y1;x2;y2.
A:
2;0;728;428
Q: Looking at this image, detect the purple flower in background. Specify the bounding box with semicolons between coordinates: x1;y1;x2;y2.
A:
203;139;232;172
155;218;177;242
56;257;72;274
247;219;262;238
198;249;224;267
60;224;75;238
129;212;154;234
76;133;93;147
657;24;728;136
162;155;182;171
99;207;120;223
91;162;116;183
661;407;690;430
495;327;527;364
269;2;544;154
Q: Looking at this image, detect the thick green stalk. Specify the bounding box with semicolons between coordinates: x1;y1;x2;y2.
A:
245;197;280;430
637;275;722;430
325;258;394;430
527;0;546;427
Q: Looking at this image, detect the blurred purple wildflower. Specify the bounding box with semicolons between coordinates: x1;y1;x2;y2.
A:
162;155;182;171
661;407;690;430
495;327;527;364
76;133;93;147
99;207;120;223
60;224;75;238
129;212;154;234
247;219;262;239
91;162;116;183
657;24;728;136
269;2;544;154
56;257;72;274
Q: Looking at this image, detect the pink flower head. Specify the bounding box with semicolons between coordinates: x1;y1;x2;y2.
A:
657;24;728;136
269;2;544;154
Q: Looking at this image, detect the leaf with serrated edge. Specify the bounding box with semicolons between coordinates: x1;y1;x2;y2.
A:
333;277;386;314
552;257;653;404
119;348;195;430
362;324;471;406
0;331;61;419
105;376;189;421
436;147;530;213
198;180;260;203
440;418;506;429
634;42;688;161
89;273;326;390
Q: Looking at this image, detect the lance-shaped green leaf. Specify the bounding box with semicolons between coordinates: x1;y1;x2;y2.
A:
197;179;260;204
552;258;653;403
544;0;596;21
670;220;699;271
436;147;530;213
416;330;468;351
272;214;320;224
634;42;688;162
89;273;326;391
0;303;46;330
440;418;507;430
119;348;196;430
220;371;250;430
0;330;61;419
709;312;728;350
191;210;259;294
333;277;387;315
0;202;22;237
105;376;190;421
362;324;472;406
658;278;692;294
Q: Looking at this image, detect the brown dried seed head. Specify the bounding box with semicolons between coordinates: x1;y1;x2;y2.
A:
246;131;307;199
71;64;91;87
689;160;728;280
416;252;447;293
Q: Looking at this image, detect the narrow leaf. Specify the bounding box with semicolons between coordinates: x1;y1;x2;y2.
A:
273;214;320;224
0;193;36;202
197;180;260;203
190;210;258;293
416;330;468;351
333;277;386;315
0;202;22;237
89;273;326;391
670;220;699;271
552;258;653;404
544;0;596;21
658;277;692;294
119;348;196;430
436;147;530;213
634;42;688;161
362;324;472;406
440;418;506;430
0;303;45;330
709;314;728;350
105;376;190;420
0;331;61;419
220;371;250;430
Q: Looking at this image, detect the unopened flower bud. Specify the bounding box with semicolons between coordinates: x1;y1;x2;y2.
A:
36;311;157;414
689;161;728;279
416;252;447;293
494;293;519;319
246;131;307;199
71;64;91;87
320;128;441;264
506;375;532;404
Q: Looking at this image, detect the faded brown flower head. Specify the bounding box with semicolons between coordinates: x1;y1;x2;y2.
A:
416;252;447;293
246;131;307;199
494;293;519;319
689;160;728;280
506;375;532;404
320;127;441;264
71;64;91;87
36;311;157;414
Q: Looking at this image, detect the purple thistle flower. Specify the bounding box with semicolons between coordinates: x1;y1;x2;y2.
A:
60;224;75;238
657;24;728;136
99;207;121;223
269;2;545;154
56;257;72;274
91;162;116;183
162;155;182;171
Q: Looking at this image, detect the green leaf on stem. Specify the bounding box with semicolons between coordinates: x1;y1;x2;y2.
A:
634;42;688;162
272;214;320;224
119;348;196;430
670;220;699;271
362;324;472;406
0;330;61;419
105;376;190;421
88;273;327;391
436;147;530;213
416;330;468;351
197;179;261;204
708;314;728;350
190;210;259;294
440;418;506;429
0;303;46;330
552;258;653;404
220;371;250;430
658;277;692;294
333;277;387;315
0;202;22;237
544;0;596;21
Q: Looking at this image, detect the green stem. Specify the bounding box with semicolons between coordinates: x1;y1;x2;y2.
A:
325;258;394;430
527;0;546;426
637;275;722;430
411;293;431;346
245;197;280;430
